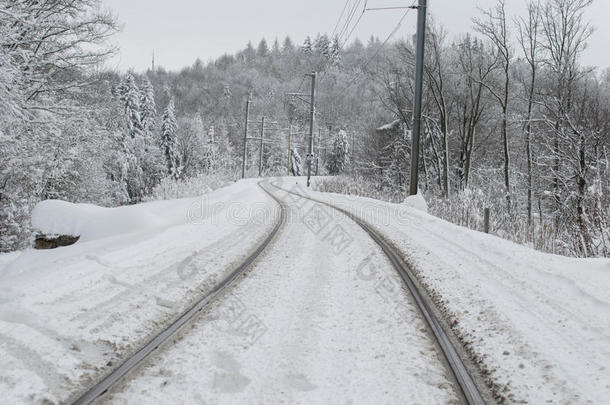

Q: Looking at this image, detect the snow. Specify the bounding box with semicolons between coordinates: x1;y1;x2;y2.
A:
32;200;166;241
403;191;428;213
0;179;280;404
302;176;610;403
1;176;608;404
103;182;458;404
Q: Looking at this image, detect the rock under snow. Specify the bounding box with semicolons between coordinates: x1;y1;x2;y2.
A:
31;199;182;243
403;192;428;213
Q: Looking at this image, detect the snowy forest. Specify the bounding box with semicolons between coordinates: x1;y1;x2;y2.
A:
0;0;608;257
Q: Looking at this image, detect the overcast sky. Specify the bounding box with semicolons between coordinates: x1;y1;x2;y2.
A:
101;0;609;72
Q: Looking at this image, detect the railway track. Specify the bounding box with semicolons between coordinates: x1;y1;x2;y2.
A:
71;179;485;405
71;180;286;405
270;181;486;405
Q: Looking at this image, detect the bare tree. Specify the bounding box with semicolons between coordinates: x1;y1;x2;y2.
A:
423;23;451;197
540;0;593;248
516;0;542;226
454;35;495;190
473;0;513;212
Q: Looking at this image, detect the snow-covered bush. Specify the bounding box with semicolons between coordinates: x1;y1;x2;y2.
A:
146;172;235;201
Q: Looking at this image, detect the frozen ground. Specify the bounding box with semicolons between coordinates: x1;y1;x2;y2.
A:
102;182;459;404
0;176;608;404
297;176;610;403
0;179;279;404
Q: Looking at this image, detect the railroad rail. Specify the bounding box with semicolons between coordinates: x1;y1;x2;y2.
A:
271;181;486;405
71;180;285;405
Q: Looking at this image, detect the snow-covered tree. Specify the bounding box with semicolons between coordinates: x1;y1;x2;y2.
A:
301;36;313;56
161;98;180;178
257;38;269;57
315;34;331;58
290;148;303;176
326;130;349;175
140;77;157;135
117;74;143;139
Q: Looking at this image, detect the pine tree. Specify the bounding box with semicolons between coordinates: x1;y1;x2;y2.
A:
140;77;157;135
117;73;143;139
161;98;180;178
257;38;269;57
326;130;349;175
315;34;331;58
330;36;341;64
301;36;313;56
282;36;295;54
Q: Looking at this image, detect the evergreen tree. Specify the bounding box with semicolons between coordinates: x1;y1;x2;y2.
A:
301;36;313;56
257;38;269;57
330;36;341;64
117;73;143;139
315;34;331;58
161;97;180;178
326;130;349;175
282;36;295;54
140;77;157;135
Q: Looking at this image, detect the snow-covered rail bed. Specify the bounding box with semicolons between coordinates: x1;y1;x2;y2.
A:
98;182;465;404
0;179;281;404
303;177;610;403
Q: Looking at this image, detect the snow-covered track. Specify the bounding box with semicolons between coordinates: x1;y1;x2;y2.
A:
271;182;486;405
71;181;286;405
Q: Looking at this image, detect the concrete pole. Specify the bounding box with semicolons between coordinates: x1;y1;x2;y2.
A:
306;72;316;187
241;96;251;179
258;116;265;177
409;0;427;196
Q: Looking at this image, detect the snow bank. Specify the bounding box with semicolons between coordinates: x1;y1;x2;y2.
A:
32;200;161;241
31;196;209;243
403;192;428;213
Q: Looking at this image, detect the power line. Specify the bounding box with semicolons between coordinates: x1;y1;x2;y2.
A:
315;4;415;128
332;0;353;38
341;5;414;93
337;0;364;44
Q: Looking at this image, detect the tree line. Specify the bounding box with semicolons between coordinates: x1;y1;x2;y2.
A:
0;0;607;257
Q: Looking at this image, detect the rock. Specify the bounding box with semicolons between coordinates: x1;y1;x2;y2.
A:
34;234;80;249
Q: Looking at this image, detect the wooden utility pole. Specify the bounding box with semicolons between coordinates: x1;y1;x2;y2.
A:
306;72;316;187
258;116;265;177
287;125;292;176
315;128;321;175
241;95;251;179
409;0;427;196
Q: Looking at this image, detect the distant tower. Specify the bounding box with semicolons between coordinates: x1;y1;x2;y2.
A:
151;50;155;72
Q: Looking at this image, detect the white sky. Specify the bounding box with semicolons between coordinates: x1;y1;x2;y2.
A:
101;0;610;72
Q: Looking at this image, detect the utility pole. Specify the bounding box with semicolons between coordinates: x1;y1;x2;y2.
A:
315;128;321;175
258;116;265;177
306;72;316;187
287;125;292;176
351;130;355;173
409;0;427;196
241;95;251;179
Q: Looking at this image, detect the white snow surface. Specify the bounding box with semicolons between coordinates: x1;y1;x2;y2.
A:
1;176;608;404
103;182;459;404
403;191;428;213
301;176;610;403
0;179;280;404
32;199;174;241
